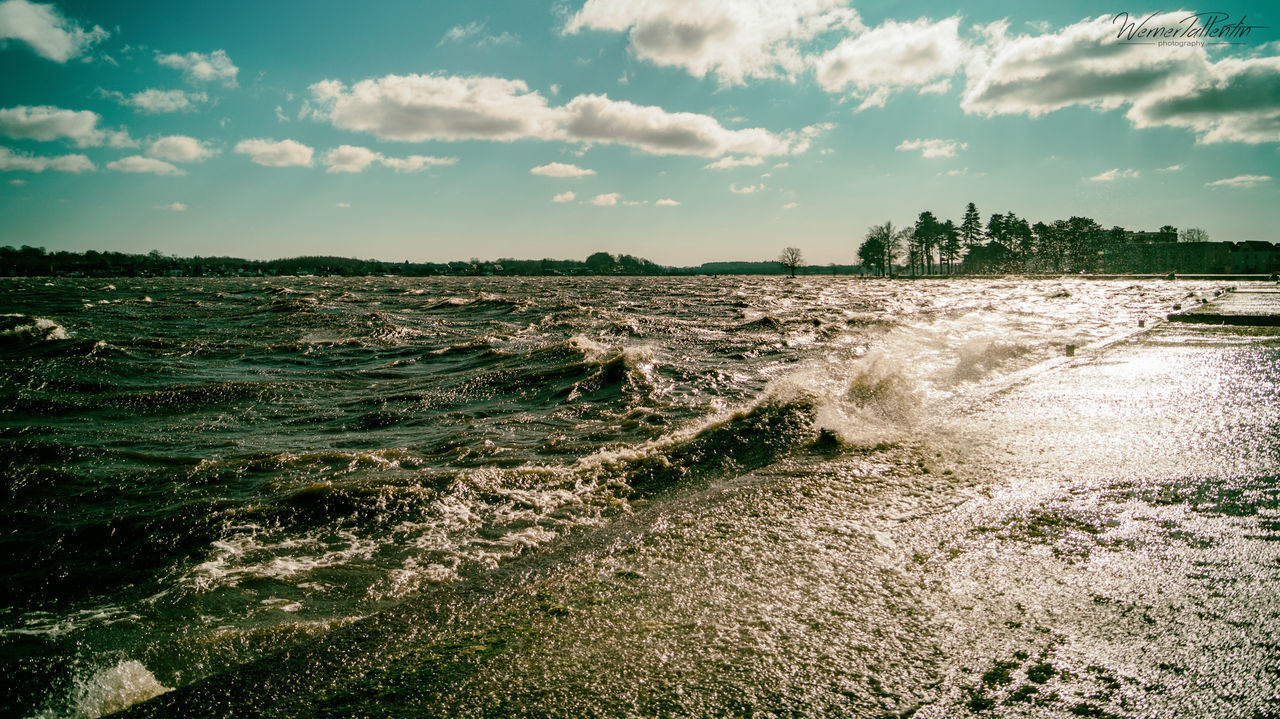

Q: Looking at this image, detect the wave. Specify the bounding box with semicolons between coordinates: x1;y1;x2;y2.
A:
104;381;278;414
1;314;72;343
423;293;528;314
731;315;784;332
263;296;320;313
950;337;1033;382
424;335;665;410
585;397;819;494
30;659;170;719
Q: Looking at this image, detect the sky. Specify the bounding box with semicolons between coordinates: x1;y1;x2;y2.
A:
1;0;1277;265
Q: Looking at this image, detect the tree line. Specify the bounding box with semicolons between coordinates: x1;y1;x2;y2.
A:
0;246;672;278
856;202;1203;276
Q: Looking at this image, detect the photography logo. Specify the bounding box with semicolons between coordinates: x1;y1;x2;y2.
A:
1112;11;1268;47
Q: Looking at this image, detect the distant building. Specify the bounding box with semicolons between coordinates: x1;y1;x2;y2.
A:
1149;241;1232;274
1099;224;1280;275
1231;241;1280;274
1124;229;1176;244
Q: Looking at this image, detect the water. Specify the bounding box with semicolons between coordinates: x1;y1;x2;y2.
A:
0;276;1241;717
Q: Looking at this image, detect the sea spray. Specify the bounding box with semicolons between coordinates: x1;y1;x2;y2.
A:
33;660;170;719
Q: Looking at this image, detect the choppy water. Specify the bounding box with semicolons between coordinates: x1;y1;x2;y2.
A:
0;276;1234;718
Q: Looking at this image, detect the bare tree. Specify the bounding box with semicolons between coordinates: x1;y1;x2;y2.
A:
1178;227;1210;243
778;247;803;277
859;221;907;276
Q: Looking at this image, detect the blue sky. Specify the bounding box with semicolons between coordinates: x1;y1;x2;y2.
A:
1;0;1277;265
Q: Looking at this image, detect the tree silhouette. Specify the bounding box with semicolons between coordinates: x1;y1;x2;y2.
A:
778;247;804;277
960;202;983;252
1032;221;1060;272
1063;216;1104;272
939;219;960;274
1178;227;1210;243
1003;212;1033;270
912;211;941;275
859;222;906;276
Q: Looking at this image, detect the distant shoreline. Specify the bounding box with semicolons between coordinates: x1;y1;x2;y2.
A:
2;247;1276;280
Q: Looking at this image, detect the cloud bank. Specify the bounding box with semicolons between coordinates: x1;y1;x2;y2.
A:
107;156;185;175
895;138;966;158
309;73;815;157
0;0;107;63
531;162;595;178
322;144;457;173
0;146;94;172
234;138;314;167
564;0;861;86
156;49;239;87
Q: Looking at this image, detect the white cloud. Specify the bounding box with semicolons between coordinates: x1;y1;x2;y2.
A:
311;74;560;143
592;192;620;206
0;146;94;172
147;135;215;163
729;183;763;194
623;199;648;206
1128;56;1280;145
322;144;457;173
156;201;187;211
895;138;967;158
121;88;209;114
958;15;1280;145
919;79;951;95
656;198;680;206
156;49;239;87
0;105;111;147
1205;174;1271;188
10;178;27;185
564;0;862;86
104;130;136;148
234;138;314;167
336;202;351;208
487;33;519;46
437;21;518;47
962;14;1200;118
379;154;456;172
324;144;380;173
0;0;108;63
561;93;806;157
1158;164;1182;172
530;162;595;178
782;201;799;209
438;21;482;46
704;155;764;170
309;74;810;158
552;191;576;203
855;87;890;112
1089;168;1140;182
814;17;965;106
107;156;185;175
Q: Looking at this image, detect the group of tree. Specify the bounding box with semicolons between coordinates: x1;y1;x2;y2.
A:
856;202;1211;276
0;246;674;278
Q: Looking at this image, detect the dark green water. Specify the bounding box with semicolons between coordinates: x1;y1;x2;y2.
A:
0;276;1240;717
